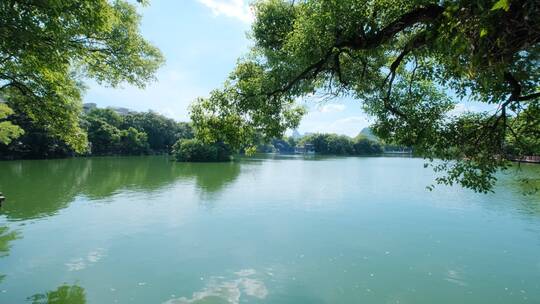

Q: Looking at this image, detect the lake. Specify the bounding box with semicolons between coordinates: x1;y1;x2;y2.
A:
0;155;539;303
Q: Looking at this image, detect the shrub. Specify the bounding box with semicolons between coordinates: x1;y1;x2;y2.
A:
172;139;232;162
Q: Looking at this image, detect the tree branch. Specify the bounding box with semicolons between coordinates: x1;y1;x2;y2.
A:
518;92;540;101
337;4;444;49
267;49;334;96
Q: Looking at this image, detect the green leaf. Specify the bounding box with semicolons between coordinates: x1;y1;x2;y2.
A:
491;0;510;11
480;28;488;37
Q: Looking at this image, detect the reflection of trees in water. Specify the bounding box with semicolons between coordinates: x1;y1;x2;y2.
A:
28;284;86;304
0;227;18;257
176;162;242;208
496;164;540;216
177;162;241;194
0;226;20;283
0;156;241;221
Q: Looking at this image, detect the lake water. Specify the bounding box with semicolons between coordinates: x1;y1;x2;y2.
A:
0;155;539;303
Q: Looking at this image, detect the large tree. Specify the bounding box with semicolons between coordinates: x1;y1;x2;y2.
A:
191;0;539;192
0;0;163;152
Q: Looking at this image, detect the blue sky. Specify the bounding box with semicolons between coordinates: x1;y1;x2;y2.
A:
84;0;373;137
85;0;493;137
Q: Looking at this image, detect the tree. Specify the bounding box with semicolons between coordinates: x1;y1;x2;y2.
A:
172;139;232;162
0;103;23;144
86;108;123;129
119;127;149;155
300;133;355;154
353;135;383;155
85;115;122;155
298;133;382;155
176;122;195;142
0;112;75;159
0;0;164;152
1;106;192;158
122;111;187;152
504;103;540;157
191;0;540;192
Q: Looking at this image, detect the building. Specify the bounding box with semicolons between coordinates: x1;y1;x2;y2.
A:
295;143;315;154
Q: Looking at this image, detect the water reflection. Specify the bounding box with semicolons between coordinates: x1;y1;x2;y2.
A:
65;248;107;272
495;164;540;216
0;156;242;221
0;226;20;283
177;162;241;194
27;284;86;304
0;227;18;257
164;269;268;304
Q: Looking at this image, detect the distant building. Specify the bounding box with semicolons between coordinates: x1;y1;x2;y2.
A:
515;155;540;163
295;143;315;154
383;147;413;154
107;106;132;116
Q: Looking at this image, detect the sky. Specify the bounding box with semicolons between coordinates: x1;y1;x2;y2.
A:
84;0;492;137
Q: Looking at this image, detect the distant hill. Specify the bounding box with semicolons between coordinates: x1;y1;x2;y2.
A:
358;127;379;141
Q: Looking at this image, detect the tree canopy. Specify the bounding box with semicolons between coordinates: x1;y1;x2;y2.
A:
172;139;232;162
191;0;540;192
0;107;193;159
298;133;383;155
0;0;164;152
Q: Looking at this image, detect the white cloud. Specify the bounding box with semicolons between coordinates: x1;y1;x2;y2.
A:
65;248;107;271
447;103;469;117
318;103;346;113
84;68;207;122
197;0;254;23
165;269;268;304
325;116;370;136
447;102;499;117
299;115;371;137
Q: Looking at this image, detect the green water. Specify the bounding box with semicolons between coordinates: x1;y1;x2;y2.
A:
0;155;539;304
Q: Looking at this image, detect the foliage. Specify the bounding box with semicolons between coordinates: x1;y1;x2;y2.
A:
119;127;149;155
0;112;75;159
504;103;540;156
190;76;306;150
121;111;189;152
299;133;382;155
191;0;540;192
172;139;232;162
300;133;353;154
86;108;123;128
85;113;123;155
0;0;164;153
354;135;384;155
0;103;23;144
84;108;192;156
0;107;192;159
